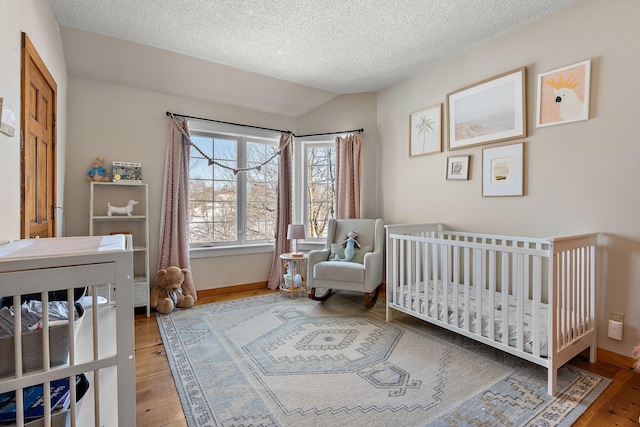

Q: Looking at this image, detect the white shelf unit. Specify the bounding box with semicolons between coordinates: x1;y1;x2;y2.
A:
90;181;150;316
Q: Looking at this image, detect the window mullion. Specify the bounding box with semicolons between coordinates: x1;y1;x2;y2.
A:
237;137;247;245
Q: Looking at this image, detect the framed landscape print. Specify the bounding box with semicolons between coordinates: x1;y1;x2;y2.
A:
409;103;442;157
447;67;526;150
482;142;524;197
536;59;591;127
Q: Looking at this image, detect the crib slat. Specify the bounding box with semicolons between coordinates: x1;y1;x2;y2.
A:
463;246;471;332
501;251;509;346
452;244;460;328
517;252;526;352
433;240;440;321
488;250;496;341
424;239;431;317
442;242;450;324
532;252;542;358
399;239;405;309
474;247;482;335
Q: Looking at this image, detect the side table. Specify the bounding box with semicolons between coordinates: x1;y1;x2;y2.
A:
279;253;308;298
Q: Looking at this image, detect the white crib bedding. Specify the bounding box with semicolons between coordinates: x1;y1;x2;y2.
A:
394;282;550;357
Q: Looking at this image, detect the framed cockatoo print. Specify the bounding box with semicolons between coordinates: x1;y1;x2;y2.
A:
536;59;591;127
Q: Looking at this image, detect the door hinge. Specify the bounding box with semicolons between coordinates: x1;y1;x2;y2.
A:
52;205;62;220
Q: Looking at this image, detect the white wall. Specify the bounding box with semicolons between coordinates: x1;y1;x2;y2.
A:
63;78;298;290
0;1;68;242
377;0;640;356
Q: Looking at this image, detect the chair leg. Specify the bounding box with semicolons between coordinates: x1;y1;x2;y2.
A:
309;287;333;301
363;285;381;308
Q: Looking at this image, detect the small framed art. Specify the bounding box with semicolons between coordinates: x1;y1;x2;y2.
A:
536;59;591;127
482;142;524;197
409;103;442;157
447;67;526;150
112;161;142;182
446;155;470;180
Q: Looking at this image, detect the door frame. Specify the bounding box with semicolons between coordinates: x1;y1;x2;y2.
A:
21;32;57;238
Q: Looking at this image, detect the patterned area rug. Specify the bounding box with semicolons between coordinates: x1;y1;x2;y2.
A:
157;292;610;427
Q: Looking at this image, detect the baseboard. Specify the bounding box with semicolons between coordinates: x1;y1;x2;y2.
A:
196;281;269;298
598;347;636;370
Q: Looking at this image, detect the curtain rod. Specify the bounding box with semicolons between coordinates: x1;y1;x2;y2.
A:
166;111;363;138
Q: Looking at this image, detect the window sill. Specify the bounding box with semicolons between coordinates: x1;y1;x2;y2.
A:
189;243;274;258
188;241;326;259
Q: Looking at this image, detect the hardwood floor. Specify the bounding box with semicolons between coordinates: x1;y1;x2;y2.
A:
134;289;640;427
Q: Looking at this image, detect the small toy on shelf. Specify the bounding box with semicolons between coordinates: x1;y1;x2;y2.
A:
86;156;109;182
107;200;138;216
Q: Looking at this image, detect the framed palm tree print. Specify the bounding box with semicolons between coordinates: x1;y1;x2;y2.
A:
409;103;442;157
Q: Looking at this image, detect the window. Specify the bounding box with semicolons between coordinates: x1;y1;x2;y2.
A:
188;130;279;247
303;142;336;239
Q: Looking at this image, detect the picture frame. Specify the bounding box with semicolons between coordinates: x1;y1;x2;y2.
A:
409;103;442;157
482;142;524;197
112;161;142;182
447;67;526;150
446;155;470;180
536;59;591;128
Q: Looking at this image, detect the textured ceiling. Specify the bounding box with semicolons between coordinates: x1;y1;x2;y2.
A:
51;0;575;95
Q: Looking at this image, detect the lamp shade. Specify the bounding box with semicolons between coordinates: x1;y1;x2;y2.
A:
287;224;305;240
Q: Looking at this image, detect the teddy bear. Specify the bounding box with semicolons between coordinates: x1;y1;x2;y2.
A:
86;156;110;182
150;266;195;314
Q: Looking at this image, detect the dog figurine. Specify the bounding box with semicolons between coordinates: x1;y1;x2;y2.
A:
107;200;138;216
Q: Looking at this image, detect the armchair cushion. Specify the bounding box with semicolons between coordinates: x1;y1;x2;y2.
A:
314;261;364;282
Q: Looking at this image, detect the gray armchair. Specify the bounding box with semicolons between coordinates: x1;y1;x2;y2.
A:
307;218;384;307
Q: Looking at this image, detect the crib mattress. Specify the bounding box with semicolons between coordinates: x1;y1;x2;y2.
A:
394;282;550;356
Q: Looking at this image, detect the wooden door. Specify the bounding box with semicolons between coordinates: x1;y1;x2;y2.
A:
21;33;57;238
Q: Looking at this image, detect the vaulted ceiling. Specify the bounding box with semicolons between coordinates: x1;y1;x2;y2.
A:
52;0;575;117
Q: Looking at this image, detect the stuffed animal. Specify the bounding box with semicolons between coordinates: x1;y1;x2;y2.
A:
332;231;361;262
86;156;109;182
151;266;195;314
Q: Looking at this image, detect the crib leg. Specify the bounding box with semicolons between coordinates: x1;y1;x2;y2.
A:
548;367;558;396
589;342;597;363
386;305;393;322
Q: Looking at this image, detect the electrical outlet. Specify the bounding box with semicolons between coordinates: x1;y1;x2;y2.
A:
610;312;625;323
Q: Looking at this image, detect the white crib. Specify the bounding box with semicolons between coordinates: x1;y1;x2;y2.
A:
385;223;598;396
0;235;136;426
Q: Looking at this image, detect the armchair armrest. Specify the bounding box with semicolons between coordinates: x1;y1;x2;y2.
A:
307;248;331;288
363;249;384;292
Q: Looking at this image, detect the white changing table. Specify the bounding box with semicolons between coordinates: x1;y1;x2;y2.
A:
0;235;136;426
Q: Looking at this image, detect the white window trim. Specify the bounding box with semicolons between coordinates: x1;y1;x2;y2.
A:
187;120;281;254
294;137;335;244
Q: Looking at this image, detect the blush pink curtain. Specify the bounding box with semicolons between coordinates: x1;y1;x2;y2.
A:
158;117;197;300
267;133;293;290
335;134;361;219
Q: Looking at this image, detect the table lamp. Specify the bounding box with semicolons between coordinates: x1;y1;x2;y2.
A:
287;224;305;257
